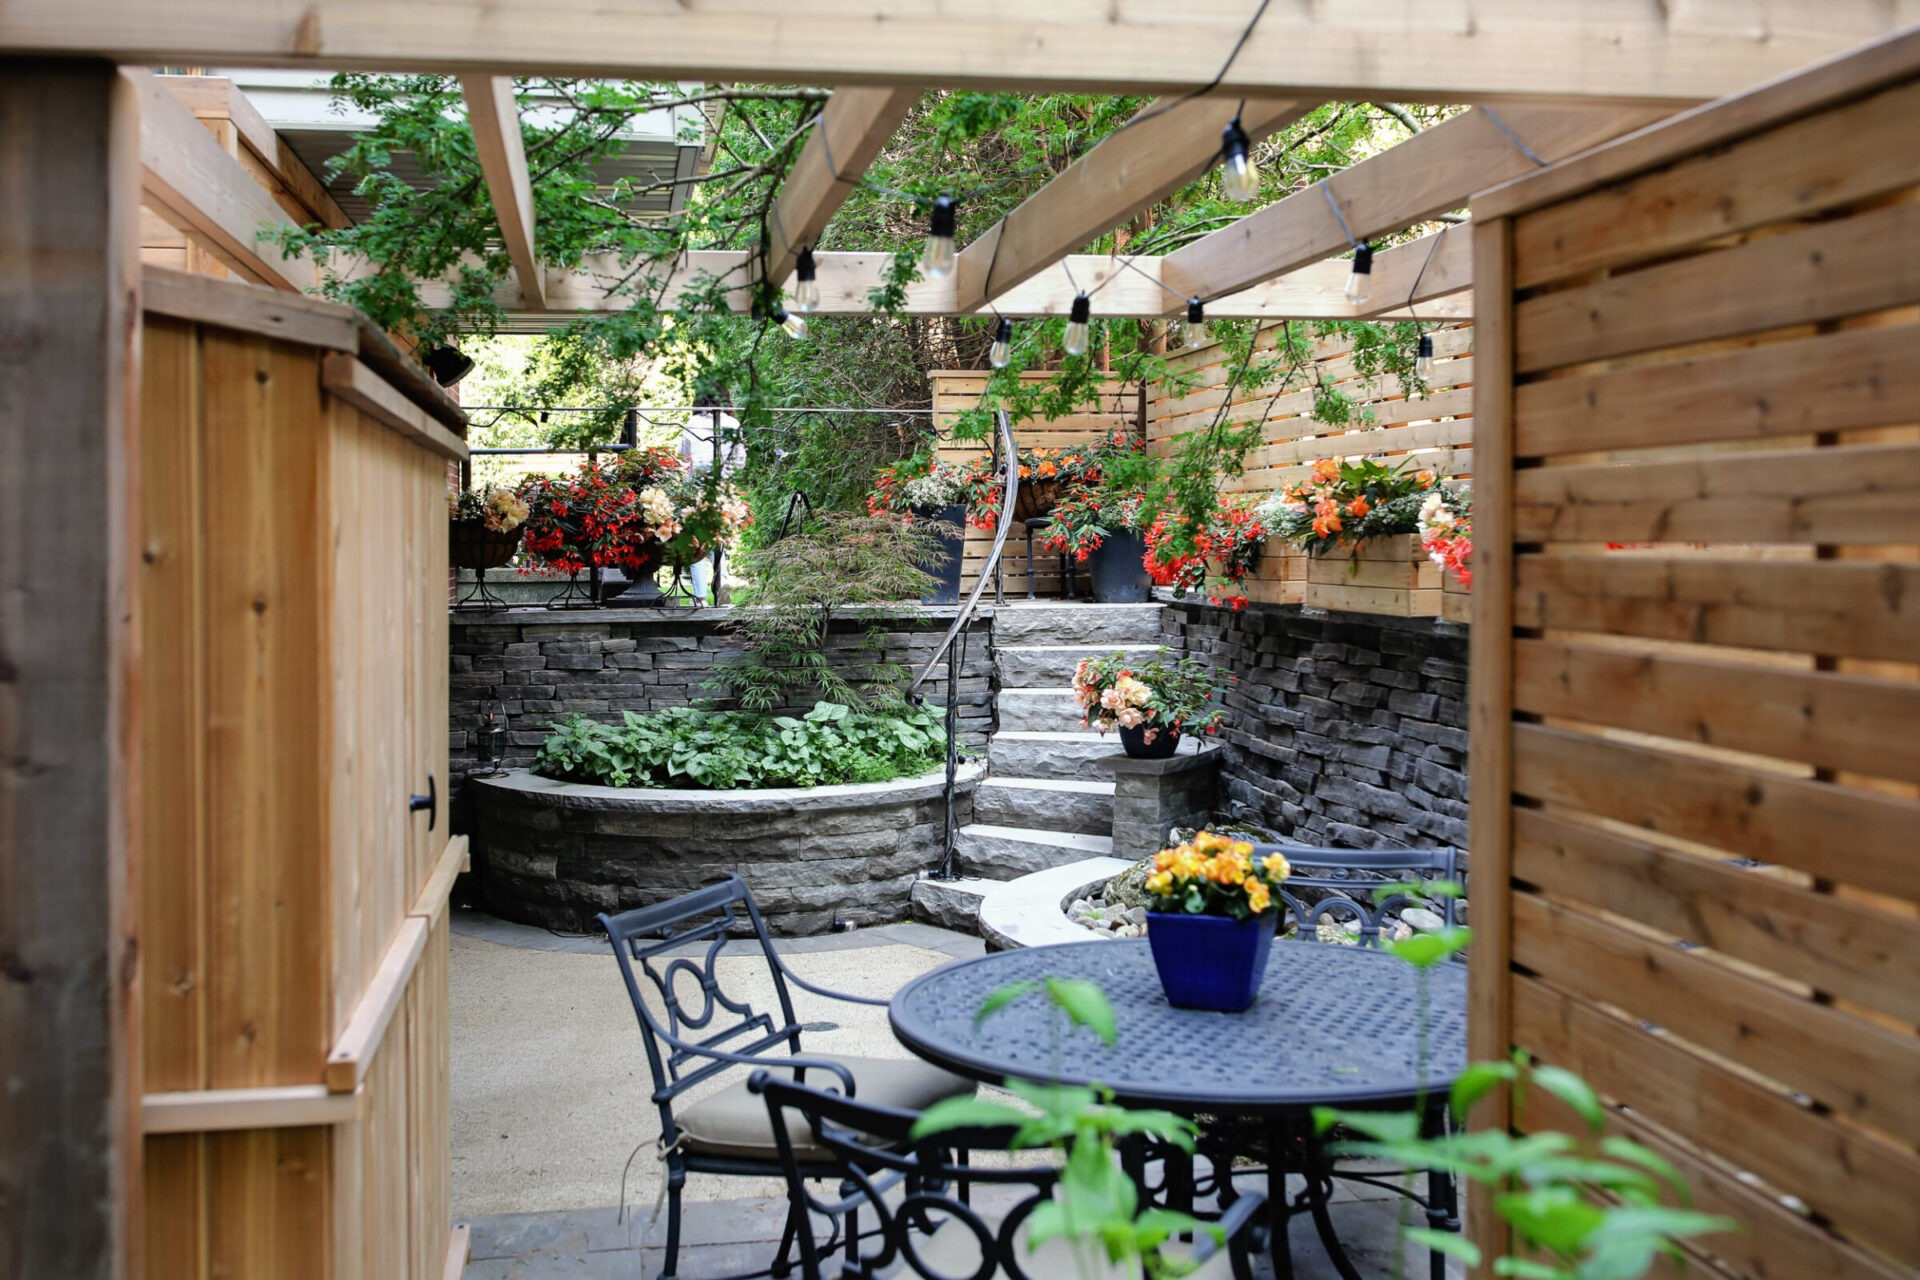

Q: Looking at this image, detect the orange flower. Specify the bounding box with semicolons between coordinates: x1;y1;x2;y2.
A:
1416;470;1436;487
1311;459;1340;484
1346;495;1371;517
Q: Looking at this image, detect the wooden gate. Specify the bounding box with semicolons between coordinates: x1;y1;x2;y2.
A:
136;270;468;1278
1466;36;1920;1280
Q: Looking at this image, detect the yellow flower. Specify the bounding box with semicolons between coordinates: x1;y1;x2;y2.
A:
1146;871;1172;895
1262;853;1291;881
1247;882;1272;914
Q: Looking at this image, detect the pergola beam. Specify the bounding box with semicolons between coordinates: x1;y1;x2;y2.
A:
953;96;1317;313
459;76;544;310
1351;223;1474;320
1160;104;1671;306
0;1;1901;104
763;86;919;289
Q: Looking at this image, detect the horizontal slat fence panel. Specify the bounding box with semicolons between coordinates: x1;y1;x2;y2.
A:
930;370;1135;597
1471;40;1920;1279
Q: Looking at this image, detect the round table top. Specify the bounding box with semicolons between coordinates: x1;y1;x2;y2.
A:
890;939;1465;1113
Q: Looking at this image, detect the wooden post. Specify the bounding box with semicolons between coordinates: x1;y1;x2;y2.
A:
0;59;141;1279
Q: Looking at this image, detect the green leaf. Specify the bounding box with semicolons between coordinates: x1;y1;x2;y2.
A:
1046;978;1118;1047
1405;1229;1480;1265
1451;1060;1519;1118
1386;925;1473;969
908;1096;1034;1140
975;979;1042;1026
1530;1065;1605;1132
1497;1186;1607;1256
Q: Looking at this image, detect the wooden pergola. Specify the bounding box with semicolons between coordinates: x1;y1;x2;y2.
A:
3;6;1917;1279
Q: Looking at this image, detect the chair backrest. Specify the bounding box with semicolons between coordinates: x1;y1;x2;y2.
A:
1255;842;1461;948
752;1072;1062;1280
598;877;802;1122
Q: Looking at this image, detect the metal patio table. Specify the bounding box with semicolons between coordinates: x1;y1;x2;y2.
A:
889;938;1467;1280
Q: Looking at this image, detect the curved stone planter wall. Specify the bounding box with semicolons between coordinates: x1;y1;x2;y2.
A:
469;764;984;934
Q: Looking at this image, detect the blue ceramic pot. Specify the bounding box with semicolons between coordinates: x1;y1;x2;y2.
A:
1145;909;1278;1012
913;503;968;605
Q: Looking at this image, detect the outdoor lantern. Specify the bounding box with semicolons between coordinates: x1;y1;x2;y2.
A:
423;344;475;387
989;316;1013;368
478;705;506;774
1063;294;1092;357
1184;298;1208;349
774;306;809;341
1344;243;1374;306
791;248;821;313
1415;332;1436;381
1219;116;1260;202
922;196;958;279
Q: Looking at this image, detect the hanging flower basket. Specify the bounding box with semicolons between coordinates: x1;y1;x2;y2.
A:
450;520;524;571
1013;477;1066;522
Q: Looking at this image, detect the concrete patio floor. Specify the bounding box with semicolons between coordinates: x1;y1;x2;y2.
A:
448;909;1462;1279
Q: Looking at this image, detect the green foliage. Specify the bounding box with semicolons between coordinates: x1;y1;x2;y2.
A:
711;513;946;711
532;701;946;790
912;980;1220;1278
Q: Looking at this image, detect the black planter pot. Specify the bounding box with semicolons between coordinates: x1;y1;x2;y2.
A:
915;503;968;605
1119;723;1180;759
1089;529;1153;603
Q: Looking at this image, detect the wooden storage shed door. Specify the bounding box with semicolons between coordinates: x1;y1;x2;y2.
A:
136;271;467;1279
1467;35;1920;1280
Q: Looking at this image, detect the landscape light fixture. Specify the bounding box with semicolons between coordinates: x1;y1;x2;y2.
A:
1344;243;1374;306
1219;117;1260;203
922;196;958;279
773;307;809;341
791;248;821;313
1063;295;1092;357
1415;333;1436;381
1184;298;1208;349
989;316;1014;369
423;345;474;388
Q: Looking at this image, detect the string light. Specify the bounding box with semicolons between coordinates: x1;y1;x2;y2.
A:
1219;116;1260;203
1184;298;1208;349
1344;243;1374;306
989;317;1013;369
1063;294;1092;357
791;247;820;313
922;196;957;279
773;306;809;341
1415;332;1435;381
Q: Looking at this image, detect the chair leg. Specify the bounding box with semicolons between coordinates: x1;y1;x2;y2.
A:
661;1168;684;1280
771;1202;799;1280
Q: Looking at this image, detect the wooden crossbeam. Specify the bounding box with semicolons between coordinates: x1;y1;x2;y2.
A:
157;74;349;230
460;75;544;309
1160;105;1670;305
1352;223;1473;320
0;2;1902;103
763;86;918;287
393;247;1468;324
130;67;315;291
952;96;1315;313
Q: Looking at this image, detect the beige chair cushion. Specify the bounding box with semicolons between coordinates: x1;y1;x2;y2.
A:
675;1054;973;1162
915;1211;1235;1280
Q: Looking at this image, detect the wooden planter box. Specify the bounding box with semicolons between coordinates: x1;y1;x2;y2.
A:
1303;534;1440;618
1240;537;1306;606
1441;571;1470;624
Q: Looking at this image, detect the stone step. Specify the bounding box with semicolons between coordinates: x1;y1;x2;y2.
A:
996;687;1085;733
909;876;995;934
974;776;1114;836
989;602;1167;648
954;823;1116;880
987;730;1122;781
996;642;1165;688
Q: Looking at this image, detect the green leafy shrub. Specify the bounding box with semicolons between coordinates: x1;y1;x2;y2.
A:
531;701;947;790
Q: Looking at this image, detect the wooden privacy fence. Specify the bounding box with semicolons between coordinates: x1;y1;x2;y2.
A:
137;270;468;1279
1146;323;1474;608
1469;35;1920;1280
931;370;1139;597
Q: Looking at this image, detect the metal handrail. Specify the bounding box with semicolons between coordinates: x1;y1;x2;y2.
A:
909;409;1019;879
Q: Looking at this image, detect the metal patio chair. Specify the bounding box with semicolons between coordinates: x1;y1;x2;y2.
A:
1256;842;1463;949
751;1071;1270;1280
598;876;975;1280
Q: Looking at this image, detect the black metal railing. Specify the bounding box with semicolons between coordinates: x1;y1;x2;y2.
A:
907;408;1018;880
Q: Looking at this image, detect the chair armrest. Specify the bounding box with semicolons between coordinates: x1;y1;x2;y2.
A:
771;952;890;1007
650;1026;857;1098
1189;1192;1268;1267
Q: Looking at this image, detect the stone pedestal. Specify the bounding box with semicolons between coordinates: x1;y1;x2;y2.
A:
1099;741;1222;863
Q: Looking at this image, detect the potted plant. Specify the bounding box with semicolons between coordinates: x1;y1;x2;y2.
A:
448;483;531;568
1418;485;1472;623
1039;432;1162;603
868;451;969;604
515;446;690;605
1072;652;1226;759
1260;458;1450;617
958;442;1097;528
1142;831;1292;1011
1141;495;1269;610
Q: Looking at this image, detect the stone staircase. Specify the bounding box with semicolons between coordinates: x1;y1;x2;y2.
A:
912;601;1166;933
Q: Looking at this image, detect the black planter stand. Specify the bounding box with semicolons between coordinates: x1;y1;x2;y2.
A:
1089;529;1153;603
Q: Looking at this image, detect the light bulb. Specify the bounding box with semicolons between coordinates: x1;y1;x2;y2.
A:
1220;117;1260;203
1415;333;1435;381
1184;298;1207;349
1063;294;1091;357
922;195;957;280
775;307;808;341
989;316;1013;369
1344;242;1374;306
791;247;820;313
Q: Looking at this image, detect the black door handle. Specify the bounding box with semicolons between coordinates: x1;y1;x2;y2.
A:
409;773;437;832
